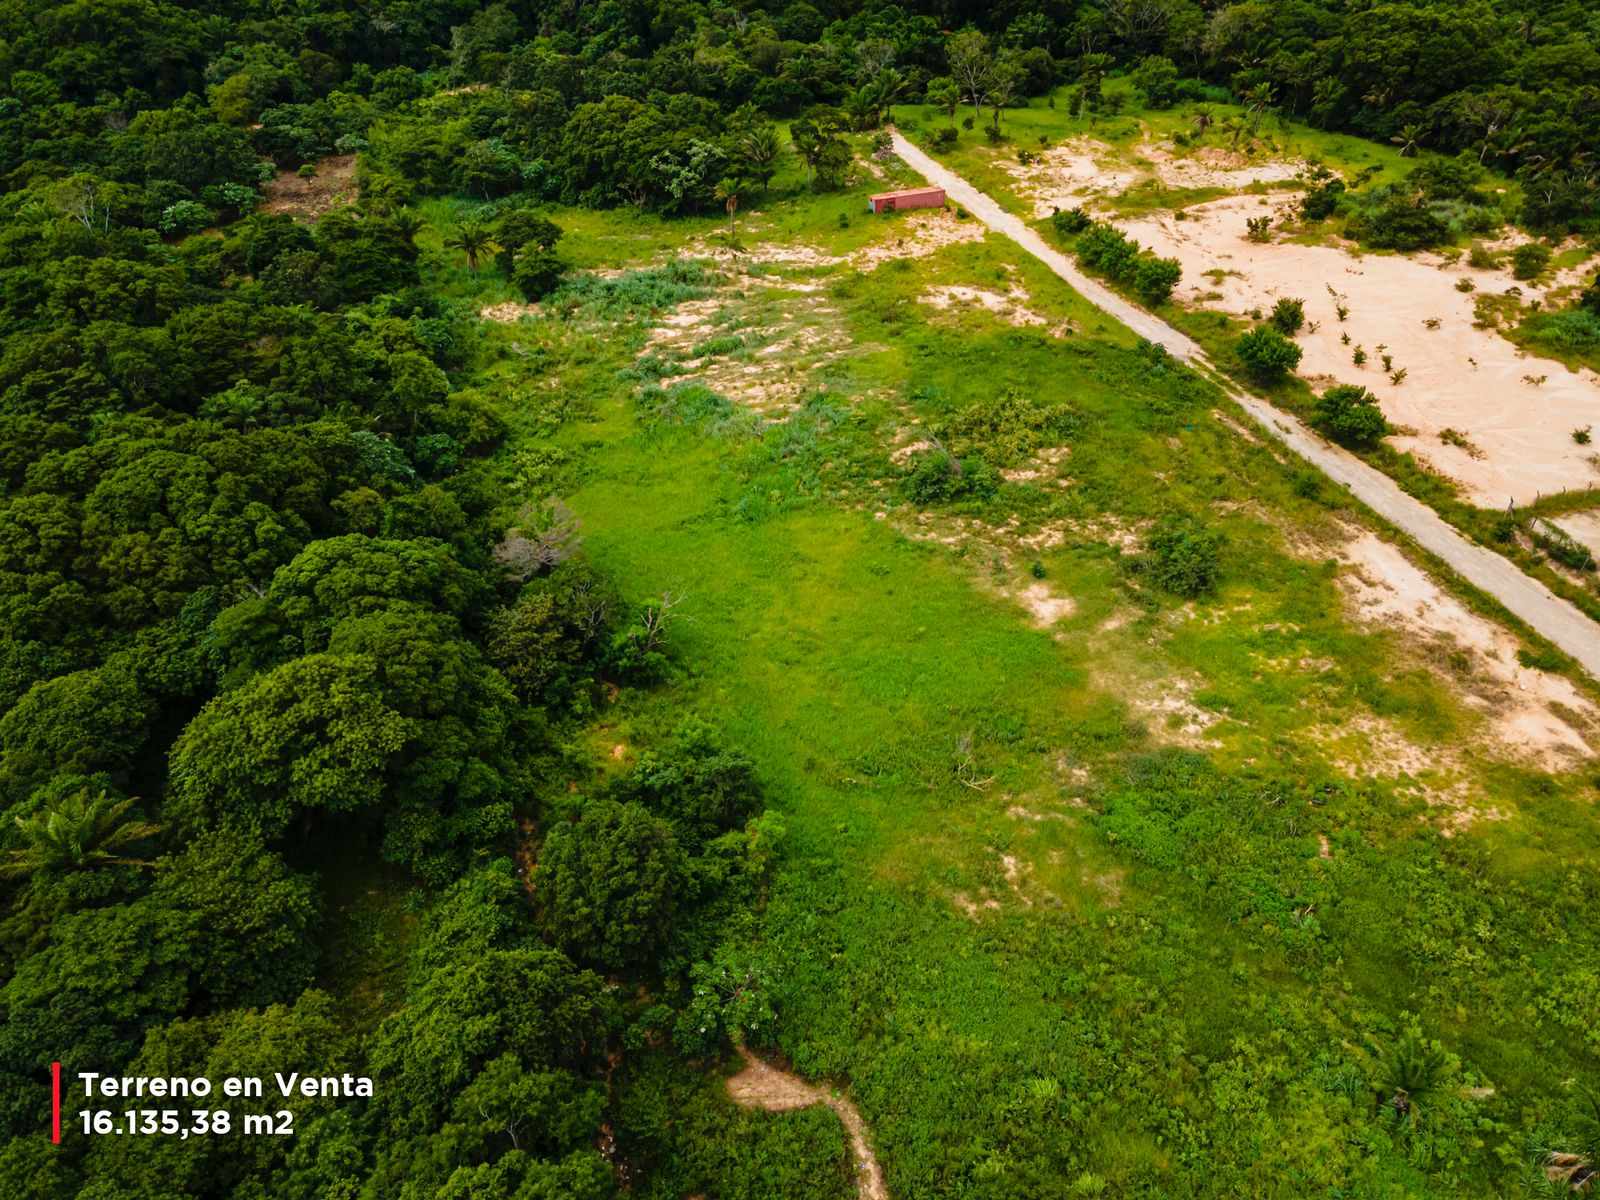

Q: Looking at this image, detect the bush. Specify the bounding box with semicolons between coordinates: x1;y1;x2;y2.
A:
1129;55;1182;108
513;247;567;300
902;451;999;504
1311;384;1389;448
1133;255;1182;305
1076;222;1140;279
1051;207;1092;237
1235;326;1303;382
1300;176;1345;221
1352;196;1449;250
932;127;959;149
159;200;214;236
1269;297;1305;335
1141;514;1224;598
1511;242;1552;281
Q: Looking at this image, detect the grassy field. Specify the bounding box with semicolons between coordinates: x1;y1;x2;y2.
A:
412;136;1600;1196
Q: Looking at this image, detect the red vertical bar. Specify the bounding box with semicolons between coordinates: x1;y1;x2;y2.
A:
51;1062;60;1144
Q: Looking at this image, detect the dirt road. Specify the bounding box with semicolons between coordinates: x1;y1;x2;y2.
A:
889;130;1600;681
726;1048;887;1200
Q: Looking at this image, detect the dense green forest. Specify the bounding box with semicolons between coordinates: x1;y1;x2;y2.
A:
2;0;1599;1196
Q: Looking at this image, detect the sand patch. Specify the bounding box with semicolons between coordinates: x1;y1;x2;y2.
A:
920;283;1050;328
1137;142;1303;191
1118;196;1600;505
260;154;357;221
1016;581;1075;627
853;208;987;270
1006;139;1139;218
480;300;541;322
726;1048;888;1200
638;288;848;415
1552;510;1600;560
1335;530;1596;767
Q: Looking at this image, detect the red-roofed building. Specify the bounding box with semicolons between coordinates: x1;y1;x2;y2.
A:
867;187;946;214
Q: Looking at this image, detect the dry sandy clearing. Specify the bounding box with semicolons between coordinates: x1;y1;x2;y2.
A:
1554;510;1600;559
726;1048;887;1200
1118;196;1600;506
1006;137;1300;218
1335;529;1596;768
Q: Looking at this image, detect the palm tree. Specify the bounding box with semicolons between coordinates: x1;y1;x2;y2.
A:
446;221;497;271
713;176;744;243
390;208;425;246
1369;1032;1449;1127
736;123;783;192
0;789;159;879
1244;83;1277;136
1390;123;1426;158
1191;105;1214;138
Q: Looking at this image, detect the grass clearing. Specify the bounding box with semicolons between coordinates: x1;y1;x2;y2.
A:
423;139;1600;1195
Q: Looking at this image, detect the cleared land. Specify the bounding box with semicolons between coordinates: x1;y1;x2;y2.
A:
889;129;1600;681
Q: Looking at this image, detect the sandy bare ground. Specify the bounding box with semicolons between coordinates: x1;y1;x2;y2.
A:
1336;530;1596;767
726;1048;887;1200
1555;511;1600;559
1119;197;1600;505
1005;137;1300;218
890;129;1600;682
638;286;845;415
686;207;986;274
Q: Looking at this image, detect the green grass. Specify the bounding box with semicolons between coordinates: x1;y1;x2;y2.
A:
416;136;1600;1195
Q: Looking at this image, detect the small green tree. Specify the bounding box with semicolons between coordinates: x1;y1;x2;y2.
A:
445;221;497;271
1129;56;1182;108
925;76;960;117
1511;242;1551;281
1235;326;1303;382
512;248;566;300
1312;384;1389;448
536;800;683;969
1269;297;1305;335
1133;255;1182;305
1141;514;1224;598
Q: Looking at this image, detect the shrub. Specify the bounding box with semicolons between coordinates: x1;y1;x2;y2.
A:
1133;255;1182;305
1129;55;1182;108
1352;196;1449;250
1235;326;1302;382
512;247;567;299
902;450;999;504
932;127;959;149
1583;272;1600;316
1312;384;1388;448
1511;242;1552;281
1075;222;1140;279
1245;216;1272;242
1300;176;1345;221
1141;514;1224;598
1269;297;1305;335
159;200;214;236
1051;207;1092;237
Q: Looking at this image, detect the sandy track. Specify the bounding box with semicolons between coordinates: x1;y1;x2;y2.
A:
726;1048;887;1200
889;130;1600;681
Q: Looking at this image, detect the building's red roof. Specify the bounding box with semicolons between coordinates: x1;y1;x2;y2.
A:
868;187;944;201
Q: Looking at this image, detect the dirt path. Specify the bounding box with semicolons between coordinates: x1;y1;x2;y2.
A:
726;1048;887;1200
889;130;1600;682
